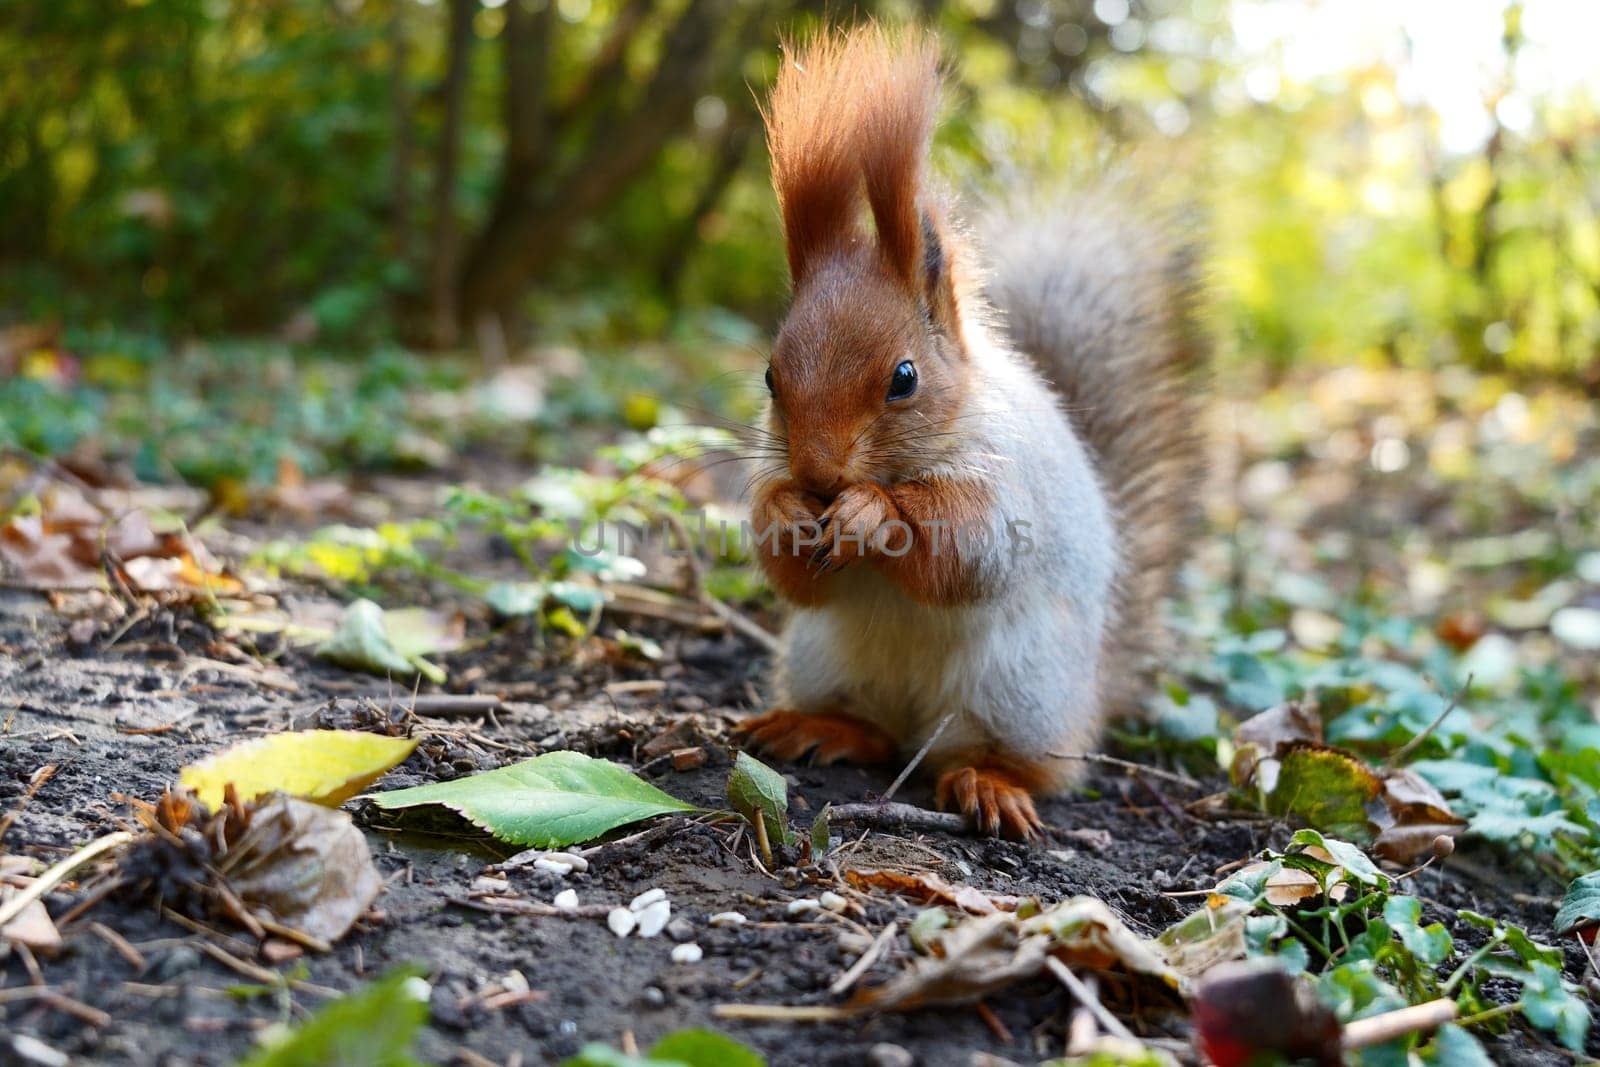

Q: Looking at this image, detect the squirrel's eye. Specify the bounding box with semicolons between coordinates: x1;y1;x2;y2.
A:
764;366;775;395
887;360;918;401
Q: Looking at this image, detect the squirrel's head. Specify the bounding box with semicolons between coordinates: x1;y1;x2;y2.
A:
760;26;972;499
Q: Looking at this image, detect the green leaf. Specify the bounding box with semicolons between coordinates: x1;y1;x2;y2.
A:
1520;961;1590;1051
1267;747;1380;839
810;805;832;859
1419;1025;1495;1067
727;752;794;847
367;751;698;847
649;1029;765;1067
1289;830;1386;887
1381;896;1452;966
1553;871;1600;936
559;1029;765;1067
240;966;429;1067
315;599;447;684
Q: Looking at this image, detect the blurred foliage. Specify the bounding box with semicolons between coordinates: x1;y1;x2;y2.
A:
1;0;1597;377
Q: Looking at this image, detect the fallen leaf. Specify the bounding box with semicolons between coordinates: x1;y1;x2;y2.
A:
1264;744;1380;839
218;795;384;943
1157;898;1253;977
367;751;698;847
0;893;62;953
843;868;1016;915
849;896;1181;1014
1231;699;1323;789
315;599;449;683
180;730;419;809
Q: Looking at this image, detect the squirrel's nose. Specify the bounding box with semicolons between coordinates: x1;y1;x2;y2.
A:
790;452;844;500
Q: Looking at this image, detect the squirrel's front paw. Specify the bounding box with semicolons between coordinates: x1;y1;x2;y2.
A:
734;709;897;766
815;483;902;568
936;764;1044;842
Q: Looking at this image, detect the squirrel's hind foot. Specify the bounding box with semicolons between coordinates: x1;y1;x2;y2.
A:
935;762;1045;842
733;709;897;766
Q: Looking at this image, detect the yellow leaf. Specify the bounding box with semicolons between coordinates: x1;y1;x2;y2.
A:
180;730;418;809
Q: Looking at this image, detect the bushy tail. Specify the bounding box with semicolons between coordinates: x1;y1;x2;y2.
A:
982;180;1209;706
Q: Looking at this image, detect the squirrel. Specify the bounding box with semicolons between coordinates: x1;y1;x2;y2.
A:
733;26;1208;840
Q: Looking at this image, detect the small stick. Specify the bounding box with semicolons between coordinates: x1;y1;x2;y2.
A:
88;921;148;972
408;694;505;717
882;714;953;803
1044;957;1136;1042
1047;752;1203;791
0;762;58;845
1342;998;1456;1049
0;830;133;928
712;1003;852;1022
829;921;897;996
828;802;967;835
974;1001;1013;1044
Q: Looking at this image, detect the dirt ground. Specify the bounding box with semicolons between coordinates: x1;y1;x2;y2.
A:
0;571;1590;1067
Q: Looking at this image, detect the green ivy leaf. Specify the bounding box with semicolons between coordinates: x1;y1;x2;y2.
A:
1381;896;1452;966
727;752;794;847
315;599;448;684
1520;961;1590;1051
1289;830;1386;887
1554;871;1600;937
1418;1024;1495;1067
368;751;698;847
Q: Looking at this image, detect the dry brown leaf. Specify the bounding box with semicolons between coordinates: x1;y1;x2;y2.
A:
215;795;382;943
843;867;1016;915
1231;699;1322;788
0;893;62;954
848;896;1181;1014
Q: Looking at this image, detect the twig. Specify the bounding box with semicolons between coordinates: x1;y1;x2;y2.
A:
88;921;148;972
408;693;505;717
712;1003;852;1022
974;1001;1013;1044
882;714;952;803
1342;998;1456;1049
829;921;897;996
828;802;967;835
1385;677;1469;769
700;595;781;653
1047;752;1203;791
1044;957;1136;1042
0;762;57;845
0;830;133;928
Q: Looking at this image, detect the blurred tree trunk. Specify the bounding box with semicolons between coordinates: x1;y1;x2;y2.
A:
454;0;741;342
429;0;475;347
389;0;414;265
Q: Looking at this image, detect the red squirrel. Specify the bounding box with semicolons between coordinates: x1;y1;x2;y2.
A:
734;26;1207;840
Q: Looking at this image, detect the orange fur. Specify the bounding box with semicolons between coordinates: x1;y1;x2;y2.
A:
735;709;898;765
872;478;993;605
934;753;1053;840
764;26;942;290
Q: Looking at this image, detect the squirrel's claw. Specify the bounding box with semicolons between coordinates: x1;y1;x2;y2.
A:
734;709;897;766
936;765;1044;842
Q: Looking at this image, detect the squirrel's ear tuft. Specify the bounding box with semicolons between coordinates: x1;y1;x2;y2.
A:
763;25;942;289
763;32;866;287
857;30;941;289
921;209;963;337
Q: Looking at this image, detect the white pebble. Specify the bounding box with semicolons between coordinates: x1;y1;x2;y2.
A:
671;943;703;964
819;891;849;913
708;911;747;927
607;907;637;937
629;888;667;912
786;898;821;916
548;852;589;872
635;899;672;938
553;889;579;912
534;858;574;876
500;970;530;994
